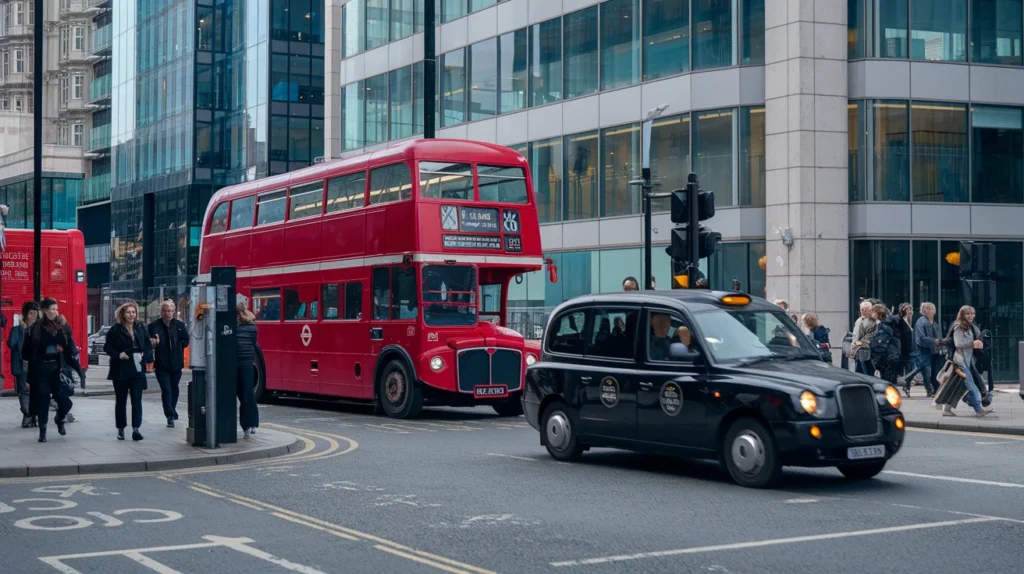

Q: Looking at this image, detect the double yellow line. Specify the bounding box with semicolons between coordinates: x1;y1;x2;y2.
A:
184;481;496;574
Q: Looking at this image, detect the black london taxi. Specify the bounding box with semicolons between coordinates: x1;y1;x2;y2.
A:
522;290;906;488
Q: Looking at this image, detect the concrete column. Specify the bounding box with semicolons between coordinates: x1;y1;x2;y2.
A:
324;1;342;160
764;0;849;335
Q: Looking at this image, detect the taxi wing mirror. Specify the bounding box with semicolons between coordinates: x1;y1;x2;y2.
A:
668;342;701;363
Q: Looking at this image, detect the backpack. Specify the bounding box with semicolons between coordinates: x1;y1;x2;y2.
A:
870;318;901;367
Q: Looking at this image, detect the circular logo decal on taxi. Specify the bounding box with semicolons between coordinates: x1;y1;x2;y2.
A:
599;377;619;408
660;382;683;417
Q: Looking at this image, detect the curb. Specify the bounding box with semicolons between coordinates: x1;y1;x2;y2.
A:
0;437;304;479
905;419;1024;437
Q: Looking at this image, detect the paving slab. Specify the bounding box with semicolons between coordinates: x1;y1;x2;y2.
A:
0;396;298;477
901;385;1024;435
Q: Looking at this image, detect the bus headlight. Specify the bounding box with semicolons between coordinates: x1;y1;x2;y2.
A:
525;353;538;366
885;385;902;409
430;357;445;372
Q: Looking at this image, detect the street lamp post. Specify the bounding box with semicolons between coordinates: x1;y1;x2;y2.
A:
632;105;669;290
423;0;436;139
32;0;42;300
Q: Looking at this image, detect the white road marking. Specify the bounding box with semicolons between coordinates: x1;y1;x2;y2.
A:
549;517;999;567
205;535;330;574
486;453;535;462
783;498;819;504
974;441;1016;445
112;509;184;523
12;498;78;511
123;551;183;574
883;470;1024;489
15;515;93;531
86;511;124;527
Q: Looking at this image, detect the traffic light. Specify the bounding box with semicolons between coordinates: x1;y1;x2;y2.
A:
667;173;720;288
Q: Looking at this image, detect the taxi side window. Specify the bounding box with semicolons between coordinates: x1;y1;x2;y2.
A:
547;310;587;356
647;311;693;362
586;308;638;360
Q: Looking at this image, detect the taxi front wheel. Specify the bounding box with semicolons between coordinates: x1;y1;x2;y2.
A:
837;461;886;480
542;403;583;461
722;418;783;489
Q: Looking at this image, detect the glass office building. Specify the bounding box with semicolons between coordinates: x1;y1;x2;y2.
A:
103;0;324;314
330;0;1024;382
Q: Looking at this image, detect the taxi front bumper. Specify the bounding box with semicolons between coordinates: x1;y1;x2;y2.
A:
770;413;906;467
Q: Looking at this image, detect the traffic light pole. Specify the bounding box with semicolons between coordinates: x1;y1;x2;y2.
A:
642;168;653;291
687;174;700;289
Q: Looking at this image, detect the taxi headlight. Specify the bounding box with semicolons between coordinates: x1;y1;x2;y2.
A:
430;356;445;372
525;353;538;366
799;391;818;415
885;385;902;409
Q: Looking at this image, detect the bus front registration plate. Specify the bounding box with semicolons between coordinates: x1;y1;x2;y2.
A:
474;385;509;399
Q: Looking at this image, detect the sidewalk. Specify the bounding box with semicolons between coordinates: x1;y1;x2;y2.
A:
901;384;1024;435
0;397;300;478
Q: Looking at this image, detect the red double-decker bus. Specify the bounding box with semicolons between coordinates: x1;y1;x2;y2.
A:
1;229;89;391
199;139;555;418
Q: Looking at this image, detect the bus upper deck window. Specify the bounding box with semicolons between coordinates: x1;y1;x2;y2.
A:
419;162;473;200
477;165;528;204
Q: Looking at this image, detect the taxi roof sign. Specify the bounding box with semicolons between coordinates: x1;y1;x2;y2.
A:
720;294;751;306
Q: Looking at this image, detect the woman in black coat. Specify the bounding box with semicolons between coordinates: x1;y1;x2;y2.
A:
104;302;154;441
236;303;259;438
896;303;915;395
22;298;78;442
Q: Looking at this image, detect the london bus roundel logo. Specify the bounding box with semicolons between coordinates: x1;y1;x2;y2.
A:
300;324;312;347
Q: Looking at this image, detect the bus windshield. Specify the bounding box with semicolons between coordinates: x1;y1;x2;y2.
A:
422;265;478;327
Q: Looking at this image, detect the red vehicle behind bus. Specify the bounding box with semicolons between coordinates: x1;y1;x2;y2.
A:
199;140;554;418
1;229;88;391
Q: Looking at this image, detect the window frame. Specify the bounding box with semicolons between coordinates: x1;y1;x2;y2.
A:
73;25;85;51
72;73;84;99
544;306;591;358
368;162;413;206
288;181;325;221
643;307;698;366
72;123;83;146
229;195;256;230
208;202;229;234
584;306;641;362
418;161;476;201
255;189;288;226
251;287;283;323
284;284;319;322
326;171;368;214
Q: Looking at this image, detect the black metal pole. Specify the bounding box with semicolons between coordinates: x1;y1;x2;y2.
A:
687;173;699;289
32;0;43;301
642;167;652;290
423;0;436;139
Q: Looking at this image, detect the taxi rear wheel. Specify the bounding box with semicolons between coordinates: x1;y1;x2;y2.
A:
837;461;886;480
722;418;782;489
542;403;583;461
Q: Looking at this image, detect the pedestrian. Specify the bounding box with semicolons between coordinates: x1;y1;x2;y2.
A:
802;312;832;363
622;277;639;291
105;302;154;441
895;303;914;396
22;298;77;443
948;305;993;418
148;300;189;428
235;303;259;439
902;302;941;398
849;300;876;375
868;304;901;384
774;299;788;311
8;301;39;428
932;356;970;416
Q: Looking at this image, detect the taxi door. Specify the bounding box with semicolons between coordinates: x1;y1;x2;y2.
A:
574;307;641;441
636;308;711;452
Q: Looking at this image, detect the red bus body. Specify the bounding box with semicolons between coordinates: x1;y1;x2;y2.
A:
1;229;89;391
199;140;546;416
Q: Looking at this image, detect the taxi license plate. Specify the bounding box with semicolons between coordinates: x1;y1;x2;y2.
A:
474;385;509;399
847;445;886;460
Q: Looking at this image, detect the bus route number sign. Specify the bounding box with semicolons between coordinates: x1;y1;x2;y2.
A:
504;235;522;253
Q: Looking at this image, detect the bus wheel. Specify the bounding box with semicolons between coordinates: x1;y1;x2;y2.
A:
379;360;423;419
492;398;523;417
253;348;268;404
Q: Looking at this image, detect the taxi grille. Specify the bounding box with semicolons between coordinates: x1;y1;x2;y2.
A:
457;349;522;393
838;385;880;438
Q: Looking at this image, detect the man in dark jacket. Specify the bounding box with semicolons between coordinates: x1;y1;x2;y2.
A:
147;300;189;428
904;302;941;397
8;301;39;427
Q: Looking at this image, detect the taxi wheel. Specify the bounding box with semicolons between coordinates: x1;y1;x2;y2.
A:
837;461;886;480
542;403;583;461
722;418;782;488
379;360;423;419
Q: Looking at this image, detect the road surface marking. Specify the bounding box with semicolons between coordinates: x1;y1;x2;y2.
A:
549;517;998;567
783;498;819;504
112;509;183;523
15;515;93;531
974;441;1016;445
271;512;360;541
123;551;183;574
374;544;476;574
883;470;1024;489
205;535;329;574
906;428;1024;441
12;498;78;510
486;453;536;462
188;482;496;574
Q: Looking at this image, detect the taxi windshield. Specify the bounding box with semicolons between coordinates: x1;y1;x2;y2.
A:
691;309;821;364
422;265;478;327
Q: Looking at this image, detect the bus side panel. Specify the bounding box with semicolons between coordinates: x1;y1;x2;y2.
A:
251;225;285;268
223;232;252;276
68;230;89;370
318;267;371;400
386;202;416;255
321;211;367;261
283;218;322;265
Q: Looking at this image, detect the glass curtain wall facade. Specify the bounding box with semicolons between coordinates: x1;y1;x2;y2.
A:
109;0;324;309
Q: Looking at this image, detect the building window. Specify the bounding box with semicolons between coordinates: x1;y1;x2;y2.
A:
366;0;389;50
61;77;69;105
13;3;23;26
441;48;467;127
342;0;365;58
564;6;599;99
499;29;528;114
2;51;7;76
971;0;1023;65
14;49;23;73
849;101;865;201
971;105;1023;204
530;137;563;223
389;66;413;140
600;0;640;91
739;106;765;206
442;0;465;23
342;83;365;150
61;27;69;58
912;0;968;61
58;125;69;145
469;38;497;120
529;18;562;106
0;98;7;111
643;0;689;80
868;100;910;201
364;73;389;145
73;74;84;99
600;123;641;217
911;102;968;202
14;96;22;112
693;0;733;70
740;0;765;65
73;26;85;51
565;131;599;220
72;123;83;146
470;0;496;12
391;0;414;41
650;113;691;212
693;108;735;207
849;0;865;58
871;0;909;58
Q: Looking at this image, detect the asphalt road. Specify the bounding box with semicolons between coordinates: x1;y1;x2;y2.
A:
1;395;1022;574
